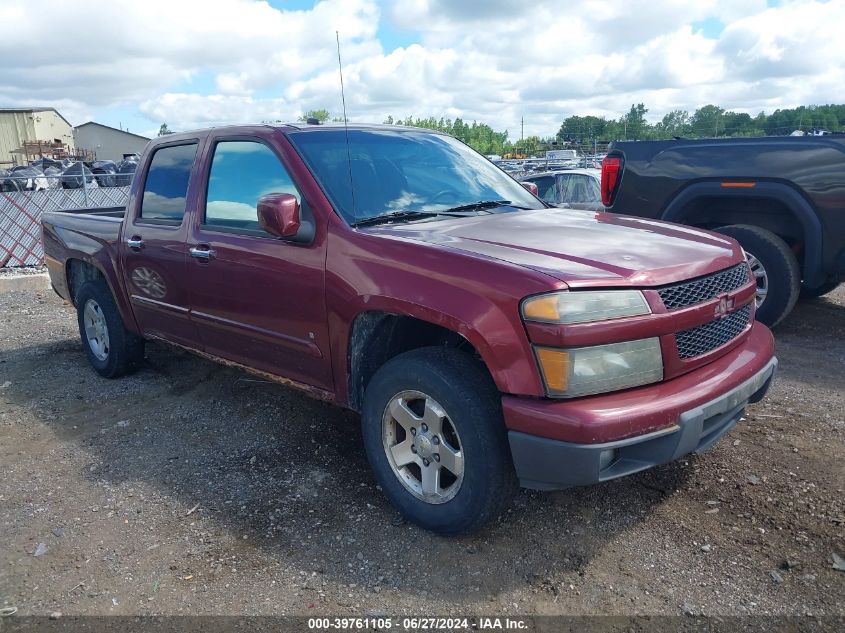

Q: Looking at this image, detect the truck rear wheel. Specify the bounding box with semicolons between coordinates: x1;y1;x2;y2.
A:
716;224;800;328
801;279;841;299
75;279;145;378
361;347;517;534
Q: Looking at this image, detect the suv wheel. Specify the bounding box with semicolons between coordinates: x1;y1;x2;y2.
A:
362;347;517;534
75;278;145;378
716;224;800;327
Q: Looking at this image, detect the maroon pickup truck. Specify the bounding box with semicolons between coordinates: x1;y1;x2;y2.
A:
41;123;777;534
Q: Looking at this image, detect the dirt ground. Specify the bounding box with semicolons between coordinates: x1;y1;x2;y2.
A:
0;277;842;618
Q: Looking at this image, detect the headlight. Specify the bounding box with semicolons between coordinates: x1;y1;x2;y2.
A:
535;338;663;397
522;290;650;324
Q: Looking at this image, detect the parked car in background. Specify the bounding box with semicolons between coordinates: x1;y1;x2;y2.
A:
603;136;845;326
521;168;603;211
42;123;776;534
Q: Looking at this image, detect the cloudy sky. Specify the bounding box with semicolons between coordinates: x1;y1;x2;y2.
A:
1;0;841;139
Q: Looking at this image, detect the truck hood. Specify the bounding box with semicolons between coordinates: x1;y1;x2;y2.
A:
364;208;743;287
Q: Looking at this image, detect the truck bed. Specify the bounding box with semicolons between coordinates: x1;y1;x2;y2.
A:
41;208;125;282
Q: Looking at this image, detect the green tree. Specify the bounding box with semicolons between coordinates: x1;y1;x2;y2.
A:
655;110;690;138
690;104;725;137
157;123;173;136
622;103;650;140
298;109;331;124
556;115;612;143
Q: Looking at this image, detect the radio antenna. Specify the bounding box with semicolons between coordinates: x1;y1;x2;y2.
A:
336;30;356;219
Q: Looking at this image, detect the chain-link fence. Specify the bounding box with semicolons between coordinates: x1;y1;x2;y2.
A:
1;174;130;268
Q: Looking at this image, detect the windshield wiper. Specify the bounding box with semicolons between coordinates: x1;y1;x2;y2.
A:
441;199;531;213
352;211;442;227
352;200;531;227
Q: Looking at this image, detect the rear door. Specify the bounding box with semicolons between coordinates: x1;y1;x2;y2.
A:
121;139;203;347
185;131;333;392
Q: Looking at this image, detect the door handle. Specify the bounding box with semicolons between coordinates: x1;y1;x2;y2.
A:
189;245;215;261
126;236;144;250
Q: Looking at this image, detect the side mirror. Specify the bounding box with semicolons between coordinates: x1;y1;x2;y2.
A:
520;181;539;196
257;193;301;238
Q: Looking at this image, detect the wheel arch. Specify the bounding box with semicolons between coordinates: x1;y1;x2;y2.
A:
347;310;496;412
661;181;824;287
65;257;139;332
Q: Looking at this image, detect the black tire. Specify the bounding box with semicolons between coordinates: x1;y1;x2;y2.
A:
362;347;518;535
75;278;145;378
800;279;841;299
716;224;800;327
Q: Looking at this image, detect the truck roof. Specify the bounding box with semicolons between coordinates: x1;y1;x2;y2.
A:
143;122;450;150
150;122;444;140
277;122;441;134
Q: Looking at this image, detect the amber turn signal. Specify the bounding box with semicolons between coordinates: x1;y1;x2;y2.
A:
535;347;569;393
522;295;561;322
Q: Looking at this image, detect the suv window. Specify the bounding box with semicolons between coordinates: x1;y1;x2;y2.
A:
140;143;197;222
204;140;300;233
529;175;557;202
559;174;600;204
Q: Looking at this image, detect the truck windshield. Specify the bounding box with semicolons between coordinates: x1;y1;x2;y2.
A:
287;128;544;225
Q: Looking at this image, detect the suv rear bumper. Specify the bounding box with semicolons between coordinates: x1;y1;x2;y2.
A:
503;322;776;490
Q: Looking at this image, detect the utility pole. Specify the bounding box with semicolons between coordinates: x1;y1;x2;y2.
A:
520;116;524;142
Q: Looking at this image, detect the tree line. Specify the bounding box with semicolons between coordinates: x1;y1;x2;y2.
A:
251;103;845;156
556;103;845;144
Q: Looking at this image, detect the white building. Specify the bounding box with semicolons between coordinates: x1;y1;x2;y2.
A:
73;122;150;163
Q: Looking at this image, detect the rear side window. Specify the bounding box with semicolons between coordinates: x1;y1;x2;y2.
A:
560;174;601;204
530;176;557;202
140;143;197;222
204;140;300;233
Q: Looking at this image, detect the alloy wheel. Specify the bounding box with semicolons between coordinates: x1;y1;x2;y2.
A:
381;390;464;504
83;299;110;361
746;252;769;308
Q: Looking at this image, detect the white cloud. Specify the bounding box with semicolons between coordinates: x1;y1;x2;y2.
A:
0;0;842;138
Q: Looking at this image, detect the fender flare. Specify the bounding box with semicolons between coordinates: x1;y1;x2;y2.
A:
341;298;535;409
65;254;140;334
661;181;824;287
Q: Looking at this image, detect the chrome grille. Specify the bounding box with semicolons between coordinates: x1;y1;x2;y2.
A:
658;264;750;310
675;304;752;359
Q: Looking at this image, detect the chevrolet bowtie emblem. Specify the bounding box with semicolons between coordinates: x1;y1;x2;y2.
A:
714;294;734;317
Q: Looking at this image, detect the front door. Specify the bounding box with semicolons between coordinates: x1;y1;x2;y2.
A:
121;140;201;347
186;133;333;392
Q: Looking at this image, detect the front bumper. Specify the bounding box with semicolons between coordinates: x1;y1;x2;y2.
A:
505;323;777;490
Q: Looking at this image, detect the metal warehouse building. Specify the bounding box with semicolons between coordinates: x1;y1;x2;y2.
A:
73;122;150;162
0;107;75;166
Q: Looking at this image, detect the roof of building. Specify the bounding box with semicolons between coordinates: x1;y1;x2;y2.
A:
0;107;72;128
74;121;151;141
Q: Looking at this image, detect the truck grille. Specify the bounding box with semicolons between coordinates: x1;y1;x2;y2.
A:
658;263;750;310
675;304;752;359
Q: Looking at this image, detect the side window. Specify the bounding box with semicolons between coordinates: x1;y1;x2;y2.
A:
560;175;601;204
204;140;300;233
585;175;601;202
140;143;197;222
530;176;557;202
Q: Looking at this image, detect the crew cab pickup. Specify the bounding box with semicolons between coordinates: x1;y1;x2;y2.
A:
602;135;845;326
42;124;777;534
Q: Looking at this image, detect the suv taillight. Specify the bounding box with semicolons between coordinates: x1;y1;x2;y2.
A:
601;154;623;207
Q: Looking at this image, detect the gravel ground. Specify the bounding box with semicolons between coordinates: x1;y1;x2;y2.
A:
0;279;843;618
0;265;47;278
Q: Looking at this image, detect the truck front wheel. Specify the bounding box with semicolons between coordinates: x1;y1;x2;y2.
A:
361;347;517;534
75;279;145;378
716;224;800;327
